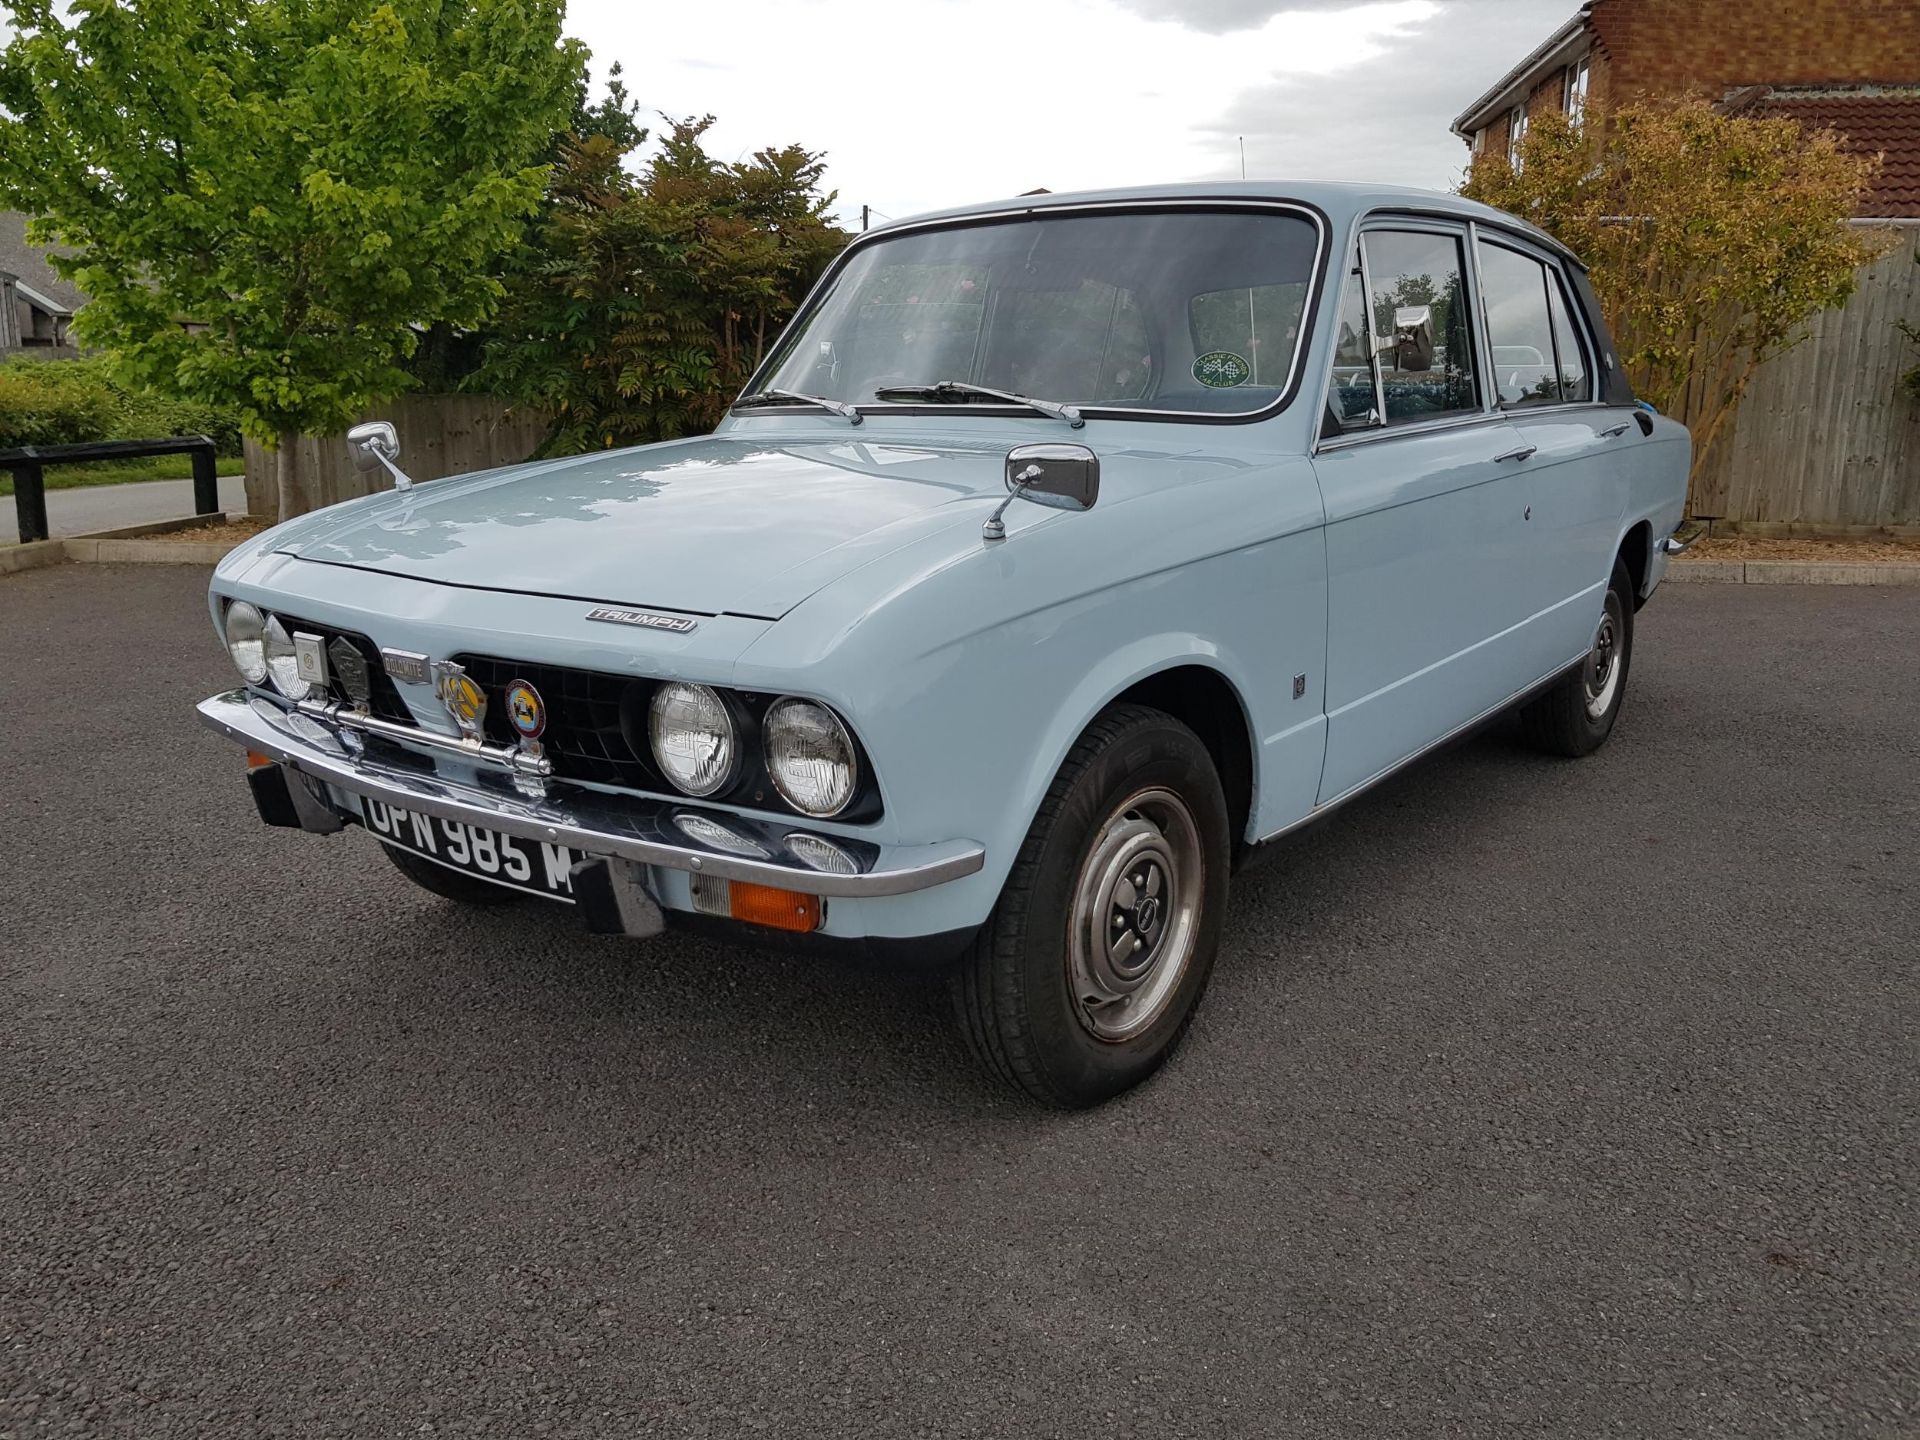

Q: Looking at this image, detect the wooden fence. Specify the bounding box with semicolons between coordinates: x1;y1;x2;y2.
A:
1693;225;1920;532
243;394;548;518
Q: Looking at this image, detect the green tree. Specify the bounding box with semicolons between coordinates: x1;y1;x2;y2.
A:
476;115;848;454
1463;99;1886;512
0;0;581;519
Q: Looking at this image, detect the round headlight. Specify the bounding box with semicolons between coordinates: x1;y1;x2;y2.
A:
764;698;858;818
648;683;738;796
261;615;312;701
224;600;268;684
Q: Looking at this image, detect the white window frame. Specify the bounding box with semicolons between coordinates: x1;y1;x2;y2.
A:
1564;54;1592;125
1507;104;1529;167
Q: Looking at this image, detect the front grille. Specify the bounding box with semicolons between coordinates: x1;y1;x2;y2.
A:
452;654;656;791
281;618;414;725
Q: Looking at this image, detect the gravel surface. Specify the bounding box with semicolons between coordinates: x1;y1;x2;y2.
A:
3;565;1915;1438
1680;536;1920;563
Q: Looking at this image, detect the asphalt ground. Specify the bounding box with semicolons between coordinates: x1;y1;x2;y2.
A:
2;564;1915;1438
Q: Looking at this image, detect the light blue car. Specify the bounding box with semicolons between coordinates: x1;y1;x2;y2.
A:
200;182;1689;1107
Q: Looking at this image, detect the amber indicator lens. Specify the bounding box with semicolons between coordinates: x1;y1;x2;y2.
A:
728;881;822;933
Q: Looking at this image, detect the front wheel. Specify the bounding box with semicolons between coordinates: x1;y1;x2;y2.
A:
1519;557;1635;757
950;705;1231;1108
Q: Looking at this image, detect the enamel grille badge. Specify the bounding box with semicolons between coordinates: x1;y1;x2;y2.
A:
432;660;488;740
505;679;547;741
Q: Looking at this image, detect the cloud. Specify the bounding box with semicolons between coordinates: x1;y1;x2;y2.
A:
1112;0;1392;33
1188;0;1576;189
567;0;1465;224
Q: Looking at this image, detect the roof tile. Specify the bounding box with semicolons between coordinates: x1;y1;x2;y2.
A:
1722;86;1920;218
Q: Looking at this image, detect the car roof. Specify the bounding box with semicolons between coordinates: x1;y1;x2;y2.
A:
869;180;1586;270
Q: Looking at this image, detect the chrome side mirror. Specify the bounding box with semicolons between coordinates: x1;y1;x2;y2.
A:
346;420;413;491
1375;305;1435;373
983;443;1100;542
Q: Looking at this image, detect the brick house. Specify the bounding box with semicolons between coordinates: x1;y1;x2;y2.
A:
1448;0;1920;531
1449;0;1920;218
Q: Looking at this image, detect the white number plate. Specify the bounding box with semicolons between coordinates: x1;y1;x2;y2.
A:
363;798;578;902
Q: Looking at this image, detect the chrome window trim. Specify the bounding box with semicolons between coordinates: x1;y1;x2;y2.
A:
1465;220;1499;416
1353;244;1389;425
1313;408;1514;456
732;197;1332;427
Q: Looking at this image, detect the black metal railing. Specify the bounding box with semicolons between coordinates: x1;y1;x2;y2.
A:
2;435;222;545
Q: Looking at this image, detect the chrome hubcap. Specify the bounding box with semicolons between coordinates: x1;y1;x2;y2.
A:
1584;592;1624;719
1068;786;1202;1042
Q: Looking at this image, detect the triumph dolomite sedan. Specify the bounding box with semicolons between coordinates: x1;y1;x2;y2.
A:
200;182;1689;1108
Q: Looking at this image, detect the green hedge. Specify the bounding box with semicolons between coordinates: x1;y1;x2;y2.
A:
0;356;244;455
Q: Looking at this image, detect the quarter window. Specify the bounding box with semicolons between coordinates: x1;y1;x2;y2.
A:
1546;271;1591;401
1478;239;1591;408
1326;267;1377;429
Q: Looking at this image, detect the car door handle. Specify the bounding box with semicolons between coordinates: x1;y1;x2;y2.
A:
1599;422;1632;439
1493;445;1538;463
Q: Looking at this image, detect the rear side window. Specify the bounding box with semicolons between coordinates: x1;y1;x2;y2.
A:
1361;230;1479;425
1478;239;1592;407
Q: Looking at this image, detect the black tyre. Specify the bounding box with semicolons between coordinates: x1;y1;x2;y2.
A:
951;704;1231;1109
1520;558;1636;758
379;838;524;907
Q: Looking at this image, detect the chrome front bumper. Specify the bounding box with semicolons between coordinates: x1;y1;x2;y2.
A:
197;689;986;898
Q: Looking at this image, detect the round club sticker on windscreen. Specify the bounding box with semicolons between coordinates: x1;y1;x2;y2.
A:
1192;351;1252;388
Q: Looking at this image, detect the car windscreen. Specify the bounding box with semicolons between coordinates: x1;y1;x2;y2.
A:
745;208;1323;418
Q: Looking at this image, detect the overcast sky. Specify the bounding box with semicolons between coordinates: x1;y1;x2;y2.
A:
2;1;1578;227
569;0;1577;226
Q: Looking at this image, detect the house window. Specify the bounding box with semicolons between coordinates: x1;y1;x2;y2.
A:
1507;104;1529;167
1564;54;1592;124
1472;127;1486;155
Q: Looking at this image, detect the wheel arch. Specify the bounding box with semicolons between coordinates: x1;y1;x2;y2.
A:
1008;644;1263;861
1111;665;1257;856
1618;518;1653;609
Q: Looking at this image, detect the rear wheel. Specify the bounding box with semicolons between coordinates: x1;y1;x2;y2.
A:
1520;558;1635;757
950;705;1230;1109
379;839;524;907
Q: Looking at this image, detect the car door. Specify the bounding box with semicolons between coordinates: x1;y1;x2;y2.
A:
1474;232;1632;672
1311;221;1537;804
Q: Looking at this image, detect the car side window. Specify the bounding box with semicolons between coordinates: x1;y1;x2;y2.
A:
1479;238;1594;408
1546;269;1591;402
1361;229;1479;425
1477;242;1561;408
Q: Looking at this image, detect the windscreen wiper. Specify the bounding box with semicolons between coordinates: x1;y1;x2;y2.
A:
734;388;863;425
873;380;1084;429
